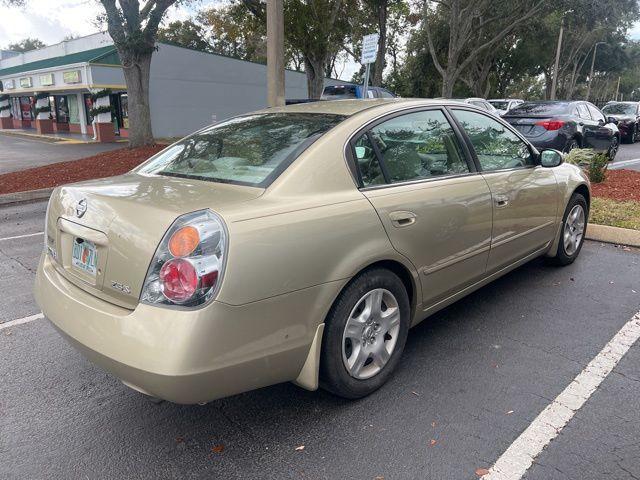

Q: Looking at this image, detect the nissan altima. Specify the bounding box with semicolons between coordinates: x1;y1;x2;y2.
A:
35;99;590;404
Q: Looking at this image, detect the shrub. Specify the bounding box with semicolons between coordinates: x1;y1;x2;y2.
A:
588;153;609;183
564;148;595;166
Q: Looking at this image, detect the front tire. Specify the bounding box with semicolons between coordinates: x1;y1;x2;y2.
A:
550;193;588;266
320;268;410;399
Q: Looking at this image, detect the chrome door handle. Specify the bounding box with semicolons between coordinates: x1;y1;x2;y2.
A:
494;194;510;208
389;210;417;227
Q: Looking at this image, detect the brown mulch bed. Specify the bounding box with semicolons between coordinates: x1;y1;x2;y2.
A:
0;145;165;195
592;169;640;202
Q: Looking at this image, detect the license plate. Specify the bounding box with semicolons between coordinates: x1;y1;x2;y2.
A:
72;238;97;276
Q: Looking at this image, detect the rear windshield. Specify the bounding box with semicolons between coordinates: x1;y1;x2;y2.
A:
602;103;636;115
322;85;358;100
138;113;346;187
507;102;572;116
489;101;509;110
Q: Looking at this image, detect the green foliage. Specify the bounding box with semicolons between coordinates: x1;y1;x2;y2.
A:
89;105;114;118
90;88;112;102
564;148;596;166
158;20;212;53
588;153;609;183
6;37;45;52
34;105;51;116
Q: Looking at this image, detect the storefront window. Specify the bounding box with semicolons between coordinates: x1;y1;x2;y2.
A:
19;96;33;120
48;96;56;121
84;93;93;124
11;97;20;118
55;95;69;123
120;93;129;129
68;95;79;124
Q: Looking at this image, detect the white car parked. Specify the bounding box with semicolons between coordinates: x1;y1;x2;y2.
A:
489;99;525;116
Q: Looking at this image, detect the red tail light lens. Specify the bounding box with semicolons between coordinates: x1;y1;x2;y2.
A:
140;210;227;308
535;120;565;131
159;258;198;302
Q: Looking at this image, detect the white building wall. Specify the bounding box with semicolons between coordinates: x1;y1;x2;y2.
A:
0;32;112;69
148;43;346;138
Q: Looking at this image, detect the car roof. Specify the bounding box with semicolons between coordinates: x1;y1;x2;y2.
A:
260;98;469;116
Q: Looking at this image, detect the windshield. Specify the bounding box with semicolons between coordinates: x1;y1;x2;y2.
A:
602;103;636;115
489;101;509;110
507;102;572;116
322;85;358;100
138;113;347;187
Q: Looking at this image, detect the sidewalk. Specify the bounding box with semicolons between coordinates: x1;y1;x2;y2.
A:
0;128;127;144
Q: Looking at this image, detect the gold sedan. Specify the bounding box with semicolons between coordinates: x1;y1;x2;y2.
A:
35;99;590;404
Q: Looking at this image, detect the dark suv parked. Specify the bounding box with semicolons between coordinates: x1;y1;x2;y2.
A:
503;101;620;159
602;102;640;143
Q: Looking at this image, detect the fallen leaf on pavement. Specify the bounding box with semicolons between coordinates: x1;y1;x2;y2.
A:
475;467;490;476
429;439;437;447
175;437;184;443
211;444;224;453
431;421;436;428
411;391;420;396
374;476;384;480
295;445;305;451
506;410;514;415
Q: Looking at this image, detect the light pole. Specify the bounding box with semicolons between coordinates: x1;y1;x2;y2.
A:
586;42;605;101
550;10;573;100
267;0;285;107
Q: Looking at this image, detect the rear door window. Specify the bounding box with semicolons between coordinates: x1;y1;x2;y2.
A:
322;85;358;100
577;104;591;119
354;109;470;186
587;104;606;123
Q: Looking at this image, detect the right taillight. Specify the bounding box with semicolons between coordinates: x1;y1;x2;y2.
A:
140;209;227;308
535;119;565;131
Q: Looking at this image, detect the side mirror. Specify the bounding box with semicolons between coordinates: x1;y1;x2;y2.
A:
540;149;563;168
607;116;619;125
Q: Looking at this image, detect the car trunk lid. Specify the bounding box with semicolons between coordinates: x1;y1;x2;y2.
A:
45;173;263;309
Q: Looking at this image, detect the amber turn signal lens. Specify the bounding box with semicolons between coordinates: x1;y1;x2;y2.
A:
168;226;200;257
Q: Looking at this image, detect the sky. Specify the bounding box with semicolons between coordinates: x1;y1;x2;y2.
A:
0;0;638;81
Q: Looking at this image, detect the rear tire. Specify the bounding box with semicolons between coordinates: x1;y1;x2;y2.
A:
607;136;619;161
320;268;410;399
549;193;588;266
564;138;579;153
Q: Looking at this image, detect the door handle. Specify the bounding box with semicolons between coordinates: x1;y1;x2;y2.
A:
389;210;417;227
494;194;510;208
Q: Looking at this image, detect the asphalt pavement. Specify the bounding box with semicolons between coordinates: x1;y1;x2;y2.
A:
0;133;124;174
1;198;639;480
611;139;640;171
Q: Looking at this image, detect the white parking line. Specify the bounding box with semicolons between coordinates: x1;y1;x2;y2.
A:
0;313;44;331
610;157;640;169
0;231;44;242
483;310;640;480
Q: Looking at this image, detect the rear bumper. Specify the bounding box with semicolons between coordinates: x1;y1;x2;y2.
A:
34;254;343;404
525;133;569;151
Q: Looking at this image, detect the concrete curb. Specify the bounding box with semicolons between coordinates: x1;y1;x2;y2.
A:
0;188;53;207
586;223;640;248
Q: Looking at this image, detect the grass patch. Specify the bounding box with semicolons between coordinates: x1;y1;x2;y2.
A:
590;197;640;230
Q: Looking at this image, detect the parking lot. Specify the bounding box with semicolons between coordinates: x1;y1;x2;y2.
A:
1;150;639;480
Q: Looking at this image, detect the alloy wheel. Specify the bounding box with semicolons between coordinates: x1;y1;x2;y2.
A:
342;288;401;380
563;204;585;256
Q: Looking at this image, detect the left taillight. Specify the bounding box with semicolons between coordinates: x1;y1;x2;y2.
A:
140;210;227;308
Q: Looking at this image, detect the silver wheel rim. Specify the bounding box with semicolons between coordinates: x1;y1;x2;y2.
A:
341;288;401;380
563;204;585;256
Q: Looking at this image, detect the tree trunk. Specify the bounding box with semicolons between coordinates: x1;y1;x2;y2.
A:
372;0;388;87
441;70;456;98
120;52;154;147
304;56;325;99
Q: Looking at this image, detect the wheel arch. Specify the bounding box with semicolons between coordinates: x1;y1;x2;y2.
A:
293;257;419;392
574;183;591;208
